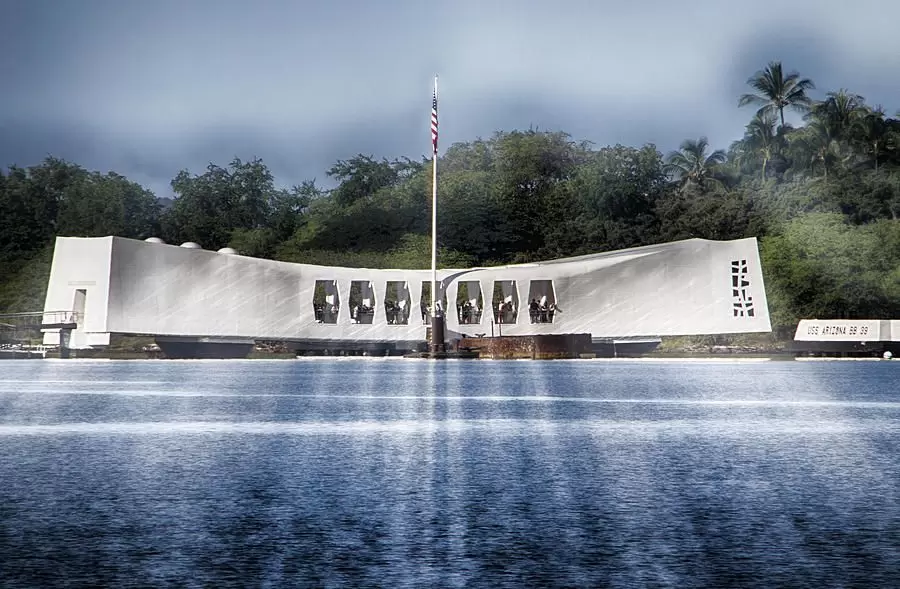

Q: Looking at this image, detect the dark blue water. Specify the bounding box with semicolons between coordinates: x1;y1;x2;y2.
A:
1;358;899;588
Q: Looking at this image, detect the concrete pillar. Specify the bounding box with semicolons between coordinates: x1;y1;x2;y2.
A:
59;328;72;359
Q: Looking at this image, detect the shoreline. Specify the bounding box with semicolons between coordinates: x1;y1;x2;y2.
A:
21;351;895;361
9;335;894;361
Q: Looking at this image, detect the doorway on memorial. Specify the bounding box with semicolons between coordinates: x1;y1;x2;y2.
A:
455;281;484;325
349;281;376;324
419;282;448;324
526;280;558;323
312;280;340;324
384;281;411;325
491;281;519;324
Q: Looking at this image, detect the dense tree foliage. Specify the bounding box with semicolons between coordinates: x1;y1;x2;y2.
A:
2;60;898;335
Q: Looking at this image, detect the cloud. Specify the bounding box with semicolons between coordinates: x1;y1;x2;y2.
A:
2;0;900;196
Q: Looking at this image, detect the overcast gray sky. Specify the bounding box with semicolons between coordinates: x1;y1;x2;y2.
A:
2;0;899;197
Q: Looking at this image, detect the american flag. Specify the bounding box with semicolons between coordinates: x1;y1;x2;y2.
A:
431;86;438;154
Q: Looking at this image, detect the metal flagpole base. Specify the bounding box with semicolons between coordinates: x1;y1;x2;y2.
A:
430;315;446;353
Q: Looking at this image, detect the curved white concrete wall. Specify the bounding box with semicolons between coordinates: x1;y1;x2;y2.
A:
43;235;771;346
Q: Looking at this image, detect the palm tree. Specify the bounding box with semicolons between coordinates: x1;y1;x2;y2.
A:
807;89;866;141
664;137;727;190
739;61;815;129
738;113;781;181
789;89;869;178
851;106;894;172
787;119;841;180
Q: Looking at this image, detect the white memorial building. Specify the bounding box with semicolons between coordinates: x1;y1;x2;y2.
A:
41;235;772;357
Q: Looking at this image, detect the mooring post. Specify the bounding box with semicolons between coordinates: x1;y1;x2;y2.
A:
430;314;446;353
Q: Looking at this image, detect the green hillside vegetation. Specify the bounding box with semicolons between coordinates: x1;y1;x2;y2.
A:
2;61;899;338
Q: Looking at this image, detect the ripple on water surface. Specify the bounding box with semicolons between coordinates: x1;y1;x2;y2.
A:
1;359;899;588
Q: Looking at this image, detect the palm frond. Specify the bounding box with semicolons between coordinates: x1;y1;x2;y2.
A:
738;93;767;108
706;149;727;165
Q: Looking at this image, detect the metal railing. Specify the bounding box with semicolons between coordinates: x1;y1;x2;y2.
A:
0;343;52;351
0;311;81;328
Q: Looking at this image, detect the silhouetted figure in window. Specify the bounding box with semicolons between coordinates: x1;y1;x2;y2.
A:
529;299;539;323
461;300;473;324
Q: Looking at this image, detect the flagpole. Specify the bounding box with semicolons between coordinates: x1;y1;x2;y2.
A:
430;75;438;321
428;74;445;354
